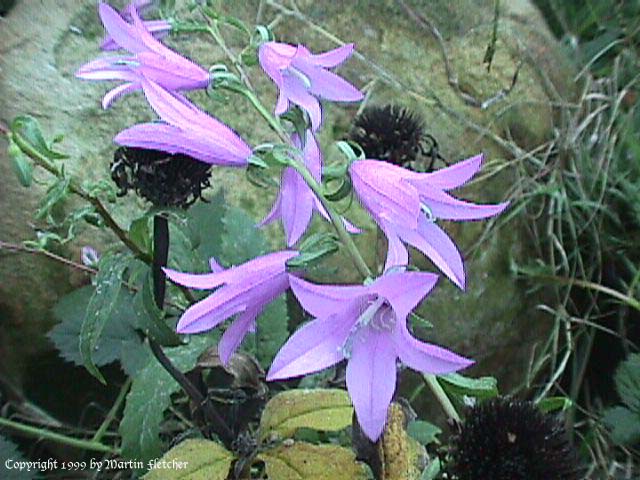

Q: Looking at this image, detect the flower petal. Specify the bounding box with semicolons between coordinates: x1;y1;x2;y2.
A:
257;190;282;227
136;52;210;90
280;167;314;246
370;271;439;321
102;82;140;108
218;307;260;365
293;57;363;102
267;304;360;380
419;183;509;221
289;275;368;318
310;43;355;67
413;154;484;190
75;57;139;81
397;219;466;289
346;326;397;441
98;2;147;53
380;220;409;272
176;292;246;334
280;72;322;130
393;320;473;374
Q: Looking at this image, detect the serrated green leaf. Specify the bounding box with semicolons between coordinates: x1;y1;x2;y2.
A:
603;406;640;445
259;389;353;441
36;176;70;220
537;396;572;413
0;435;39;480
119;335;214;463
221;207;268;264
252;296;289;369
8;140;33;188
143;439;234;480
614;353;640;412
11;115;68;160
132;271;182;347
438;373;499;400
407;420;442;445
49;286;149;376
259;442;368;480
79;252;129;384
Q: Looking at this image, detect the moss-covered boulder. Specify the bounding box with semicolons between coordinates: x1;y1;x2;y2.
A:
0;0;572;389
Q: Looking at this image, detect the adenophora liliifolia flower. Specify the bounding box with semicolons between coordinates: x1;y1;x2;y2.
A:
76;2;208;108
349;154;509;288
100;1;171;51
115;77;252;167
259;42;363;131
164;251;299;364
267;272;472;440
259;130;359;246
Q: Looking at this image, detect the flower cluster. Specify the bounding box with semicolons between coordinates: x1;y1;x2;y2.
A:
80;2;508;441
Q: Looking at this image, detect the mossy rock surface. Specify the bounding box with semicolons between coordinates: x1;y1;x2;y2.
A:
0;0;572;390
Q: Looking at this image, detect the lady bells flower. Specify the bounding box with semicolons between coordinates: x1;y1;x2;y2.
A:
268;272;472;441
76;2;208;108
349;154;508;288
259;129;359;246
115;77;252;167
164;251;299;364
259;42;363;130
100;1;171;51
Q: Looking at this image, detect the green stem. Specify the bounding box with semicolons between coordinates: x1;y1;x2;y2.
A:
8;132;151;263
91;378;132;443
0;417;119;454
290;162;372;279
244;89;289;142
422;374;460;422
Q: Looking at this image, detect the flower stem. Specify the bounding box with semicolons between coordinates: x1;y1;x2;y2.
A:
91;378;132;443
7;131;151;263
422;374;461;423
0;417;119;454
289;161;372;279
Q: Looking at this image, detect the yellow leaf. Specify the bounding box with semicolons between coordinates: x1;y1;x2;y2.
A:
259;442;368;480
143;439;234;480
259;388;353;441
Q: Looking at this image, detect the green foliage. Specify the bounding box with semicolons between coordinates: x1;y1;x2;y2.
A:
79;252;130;384
221;206;268;265
49;286;149;376
142;439;234;480
259;389;353;441
7;139;32;188
420;459;441;480
119;335;215;463
438;373;499;401
603;354;640;444
132;272;182;347
537;396;573;413
407;420;441;446
0;435;39;480
248;295;289;369
10;115;67;161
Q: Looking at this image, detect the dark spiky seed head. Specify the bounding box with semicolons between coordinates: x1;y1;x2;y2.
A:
448;398;580;480
111;147;212;209
349;104;425;167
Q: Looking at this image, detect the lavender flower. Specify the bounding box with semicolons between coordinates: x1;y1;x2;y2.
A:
259;130;359;246
115;77;252;167
268;272;472;440
349;154;509;289
76;2;208;108
164;251;298;364
259;42;363;131
100;1;171;51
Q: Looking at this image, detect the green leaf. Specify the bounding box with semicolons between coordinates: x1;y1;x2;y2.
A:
614;353;640;412
11;115;68;160
259;389;353;441
260;442;368;480
143;439;234;480
132;271;182;347
250;296;289;369
603;406;640;445
49;286;149;376
407;420;442;445
537;396;572;413
79;252;129;384
8;139;33;188
221;206;268;264
187;190;227;261
420;458;441;480
119;335;214;463
35;176;70;220
129;216;153;258
0;435;39;480
438;373;499;400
